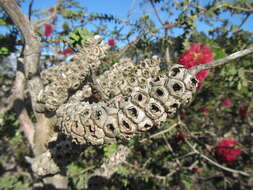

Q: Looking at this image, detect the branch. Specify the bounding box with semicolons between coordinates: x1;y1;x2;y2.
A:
0;0;43;113
33;2;61;29
224;4;253;13
149;0;164;27
28;0;34;20
185;139;250;177
140;122;178;143
12;68;34;147
189;46;253;75
149;0;177;31
93;145;130;179
0;0;55;155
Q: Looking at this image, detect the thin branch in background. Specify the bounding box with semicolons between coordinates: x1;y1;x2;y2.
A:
33;2;61;29
116;37;141;59
238;13;250;28
149;0;164;27
84;145;130;189
149;0;177;63
225;4;253;13
189;46;253;75
185;139;250;177
140;122;178;143
28;0;34;20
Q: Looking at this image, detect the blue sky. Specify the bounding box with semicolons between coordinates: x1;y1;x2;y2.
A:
19;0;253;38
1;0;252;39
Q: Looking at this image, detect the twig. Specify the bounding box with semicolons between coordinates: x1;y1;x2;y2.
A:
200;154;250;177
189;46;253;75
140;122;178;143
149;0;164;27
33;2;61;29
89;66;109;101
28;0;34;20
116;37;141;59
224;4;253;13
185;139;250;177
238;13;250;28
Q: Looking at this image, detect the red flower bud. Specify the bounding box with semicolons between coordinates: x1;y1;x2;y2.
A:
191;167;201;174
215;139;242;163
108;39;115;47
201;107;209;115
48;7;55;12
44;24;53;37
176;134;188;141
239;104;247;119
222;98;233;108
61;48;75;56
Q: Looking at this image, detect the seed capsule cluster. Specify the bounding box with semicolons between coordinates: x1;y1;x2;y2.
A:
56;64;199;146
96;56;161;97
36;36;109;112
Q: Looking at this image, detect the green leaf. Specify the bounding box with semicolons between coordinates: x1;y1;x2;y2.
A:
0;47;9;55
103;144;118;158
0;19;7;26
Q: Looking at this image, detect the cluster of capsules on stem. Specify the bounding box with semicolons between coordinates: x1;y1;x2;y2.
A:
56;64;199;146
33;36;199;171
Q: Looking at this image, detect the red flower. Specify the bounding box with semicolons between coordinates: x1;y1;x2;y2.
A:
201;107;209;115
61;48;75;56
191;168;201;174
178;43;213;89
48;7;55;12
196;70;209;81
239;104;247;119
176;134;188;141
215;139;242;163
108;39;115;47
178;43;213;69
44;24;53;37
222;98;233;108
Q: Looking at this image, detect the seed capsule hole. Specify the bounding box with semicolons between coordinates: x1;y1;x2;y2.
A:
191;78;198;85
84;109;90;115
171;68;180;76
95;111;102;119
151;104;160;113
144;124;152;128
156;88;164;96
154;76;160;82
128;107;138;118
137;94;143;101
171;103;178;108
107;124;115;131
173;83;182;91
123;120;130;129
